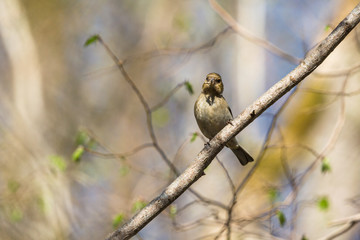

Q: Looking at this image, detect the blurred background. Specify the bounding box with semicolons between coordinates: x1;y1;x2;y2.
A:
0;0;360;239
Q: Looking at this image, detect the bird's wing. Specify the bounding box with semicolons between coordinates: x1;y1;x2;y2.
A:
222;96;233;118
227;106;233;118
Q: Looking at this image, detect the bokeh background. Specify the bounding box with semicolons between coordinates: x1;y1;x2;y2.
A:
1;0;360;239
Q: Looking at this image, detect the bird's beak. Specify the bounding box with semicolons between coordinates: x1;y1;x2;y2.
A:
210;79;214;85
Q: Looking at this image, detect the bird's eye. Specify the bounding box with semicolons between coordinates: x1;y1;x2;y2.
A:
206;77;209;81
215;79;221;83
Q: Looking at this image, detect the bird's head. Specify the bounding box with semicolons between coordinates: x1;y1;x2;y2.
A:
202;72;224;95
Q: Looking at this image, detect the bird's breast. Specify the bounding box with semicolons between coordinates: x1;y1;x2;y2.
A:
194;94;232;139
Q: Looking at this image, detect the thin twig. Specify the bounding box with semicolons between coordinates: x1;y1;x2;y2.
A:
235;86;299;197
214;155;236;194
151;81;186;111
84;143;154;158
318;213;360;240
172;215;224;232
198;133;236;194
97;36;180;175
123;27;233;64
297;72;349;185
208;0;301;64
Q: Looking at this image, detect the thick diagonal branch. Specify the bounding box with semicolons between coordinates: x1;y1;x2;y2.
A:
106;4;360;240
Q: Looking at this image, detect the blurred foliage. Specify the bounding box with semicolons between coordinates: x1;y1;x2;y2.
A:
50;155;67;172
190;132;198;142
152;107;170;127
268;187;279;203
131;199;147;213
173;12;191;32
112;213;126;228
72;145;85;162
169;204;177;219
301;235;309;240
119;165;130;177
75;130;91;146
321;157;331;174
317;196;330;211
84;34;100;47
36;196;46;213
185;81;194;95
10;207;23;222
7;179;20;193
277;210;286;227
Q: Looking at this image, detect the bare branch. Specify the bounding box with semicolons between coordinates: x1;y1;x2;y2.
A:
318;214;360;240
297;72;350;184
105;4;360;239
84;143;154;159
198;133;236;193
214;155;236;194
97;36;179;176
208;0;301;64
123;27;232;64
151;81;186;111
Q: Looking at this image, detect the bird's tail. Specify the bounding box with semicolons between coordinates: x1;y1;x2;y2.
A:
230;145;254;166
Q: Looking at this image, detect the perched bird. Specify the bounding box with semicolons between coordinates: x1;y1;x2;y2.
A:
194;73;254;165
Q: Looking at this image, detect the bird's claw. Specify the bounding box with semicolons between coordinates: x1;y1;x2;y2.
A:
204;142;211;149
227;120;234;126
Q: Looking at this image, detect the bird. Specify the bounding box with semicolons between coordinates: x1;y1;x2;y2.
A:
194;72;254;165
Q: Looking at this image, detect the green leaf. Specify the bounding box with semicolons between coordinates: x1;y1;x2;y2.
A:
169;204;177;219
324;24;331;31
10;207;23;222
7;180;20;193
84;34;100;47
119;165;130;177
268;187;279;203
72;145;85;162
131;199;147;213
152;107;170;127
277;210;286;227
301;235;309;240
321;157;331;174
75;130;90;145
49;155;67;171
317;196;329;211
185;81;194;95
36;196;46;213
173;13;190;31
112;213;125;228
190;132;198;142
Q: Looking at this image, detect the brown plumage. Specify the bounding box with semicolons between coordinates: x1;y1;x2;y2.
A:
194;73;253;165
